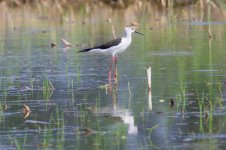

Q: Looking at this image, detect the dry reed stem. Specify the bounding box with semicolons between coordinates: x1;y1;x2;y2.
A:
147;67;151;90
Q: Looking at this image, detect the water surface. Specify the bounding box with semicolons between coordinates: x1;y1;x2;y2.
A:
0;5;226;150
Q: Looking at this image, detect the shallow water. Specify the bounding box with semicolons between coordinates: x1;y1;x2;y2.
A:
0;6;226;150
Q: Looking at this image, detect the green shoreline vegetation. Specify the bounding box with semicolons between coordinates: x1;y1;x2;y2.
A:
0;0;225;23
0;0;225;39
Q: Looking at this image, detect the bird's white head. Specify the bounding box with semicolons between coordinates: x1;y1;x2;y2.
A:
124;26;143;37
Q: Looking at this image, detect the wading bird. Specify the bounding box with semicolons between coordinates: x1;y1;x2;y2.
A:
78;26;143;82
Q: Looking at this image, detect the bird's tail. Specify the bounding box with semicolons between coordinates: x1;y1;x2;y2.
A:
78;48;92;53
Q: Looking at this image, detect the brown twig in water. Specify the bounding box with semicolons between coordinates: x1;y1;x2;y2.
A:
61;38;71;47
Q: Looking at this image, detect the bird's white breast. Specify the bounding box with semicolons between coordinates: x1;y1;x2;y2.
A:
112;37;132;56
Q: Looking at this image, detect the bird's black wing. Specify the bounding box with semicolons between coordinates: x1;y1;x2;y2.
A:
78;38;121;52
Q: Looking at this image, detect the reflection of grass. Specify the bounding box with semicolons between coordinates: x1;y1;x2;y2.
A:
0;73;2;88
46;106;65;149
206;82;214;133
30;78;35;93
42;71;54;101
175;82;187;113
56;112;65;149
180;82;187;113
0;103;4;123
175;79;224;134
76;65;81;83
71;79;75;103
217;81;223;108
111;124;127;148
10;134;27;150
197;91;205;133
199;81;224;134
147;124;160;137
116;125;127;147
39;127;52;149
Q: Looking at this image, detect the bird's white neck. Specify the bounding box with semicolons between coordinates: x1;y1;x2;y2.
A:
124;32;132;39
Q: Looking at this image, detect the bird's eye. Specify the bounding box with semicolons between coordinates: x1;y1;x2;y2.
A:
131;27;134;30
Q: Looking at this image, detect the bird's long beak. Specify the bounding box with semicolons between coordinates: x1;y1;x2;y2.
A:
135;31;144;35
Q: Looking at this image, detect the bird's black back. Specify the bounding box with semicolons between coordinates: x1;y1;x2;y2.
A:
78;38;122;52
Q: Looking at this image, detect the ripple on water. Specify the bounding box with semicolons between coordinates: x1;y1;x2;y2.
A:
149;51;193;56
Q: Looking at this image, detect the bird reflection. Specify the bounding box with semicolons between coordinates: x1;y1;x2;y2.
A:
108;60;118;108
106;66;137;135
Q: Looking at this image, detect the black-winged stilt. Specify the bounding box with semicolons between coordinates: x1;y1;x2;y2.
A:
79;26;143;82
